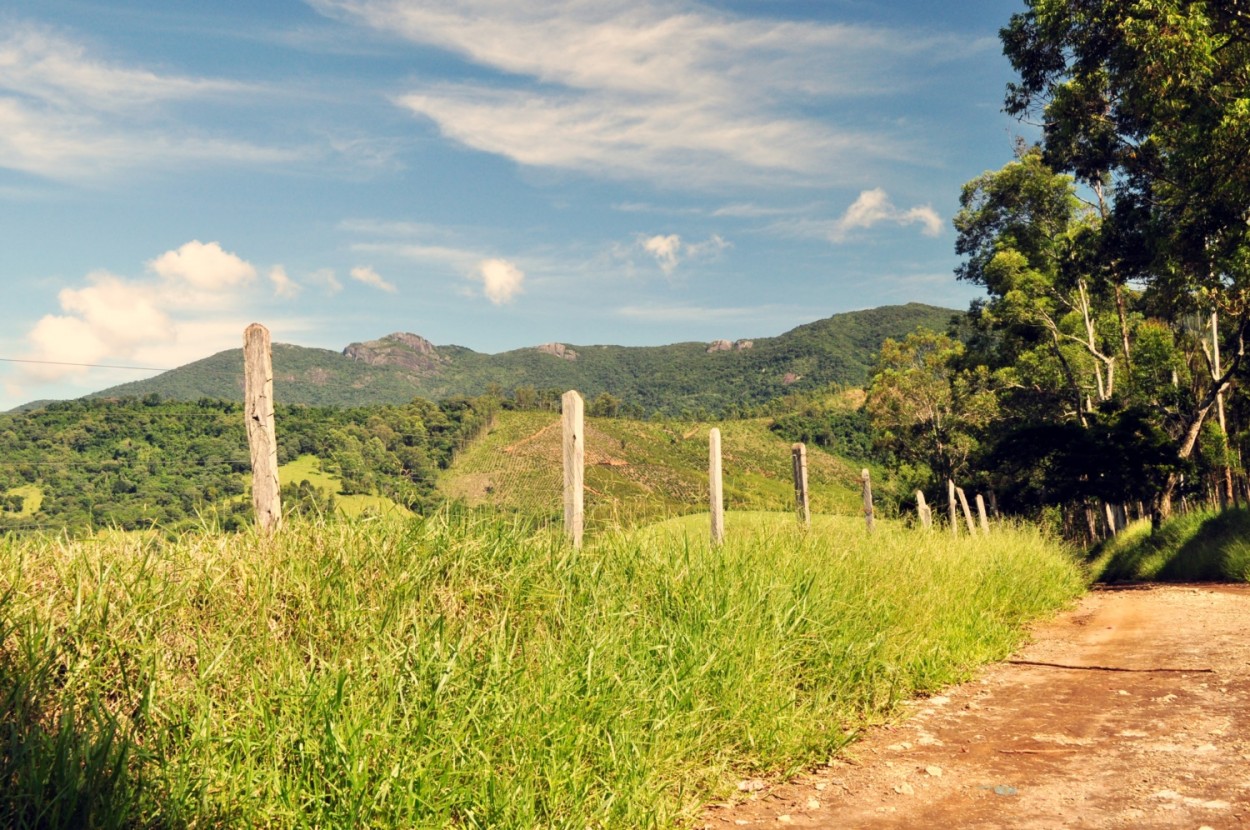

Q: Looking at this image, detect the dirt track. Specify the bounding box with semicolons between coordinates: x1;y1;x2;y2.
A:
704;584;1250;829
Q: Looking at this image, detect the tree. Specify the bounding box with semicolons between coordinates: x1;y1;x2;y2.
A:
1000;0;1250;519
956;145;1130;420
865;329;998;485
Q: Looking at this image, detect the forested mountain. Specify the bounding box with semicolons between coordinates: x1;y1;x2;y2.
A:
85;303;954;415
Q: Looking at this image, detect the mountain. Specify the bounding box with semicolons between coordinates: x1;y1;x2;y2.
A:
88;303;957;413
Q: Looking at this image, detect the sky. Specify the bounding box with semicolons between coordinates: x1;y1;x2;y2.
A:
0;0;1032;410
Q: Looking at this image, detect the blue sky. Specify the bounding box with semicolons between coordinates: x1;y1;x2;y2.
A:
0;0;1029;410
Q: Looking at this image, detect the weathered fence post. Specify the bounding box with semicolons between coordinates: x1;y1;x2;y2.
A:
947;479;958;535
791;443;810;528
975;494;990;534
915;490;932;529
956;486;977;536
562;390;584;548
709;428;724;546
244;323;281;533
861;468;874;532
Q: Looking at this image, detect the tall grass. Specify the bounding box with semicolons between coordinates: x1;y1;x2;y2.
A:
0;514;1083;828
1087;507;1250;583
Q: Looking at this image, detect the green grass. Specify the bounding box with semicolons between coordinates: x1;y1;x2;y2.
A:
0;514;1083;828
441;412;867;527
1087;507;1250;583
3;486;42;518
277;454;411;518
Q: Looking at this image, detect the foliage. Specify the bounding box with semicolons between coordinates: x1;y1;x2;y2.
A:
82;304;955;418
994;0;1250;517
0;396;495;535
1088;508;1250;583
865;329;998;485
0;513;1084;828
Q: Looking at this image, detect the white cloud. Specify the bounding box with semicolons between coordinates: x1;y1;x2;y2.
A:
0;22;294;179
712;202;815;218
473;258;525;305
314;0;972;186
616;304;767;323
57;271;176;348
638;232;731;275
643;234;682;275
19;243;295;385
306;268;344;295
269;265;302;299
351;241;482;271
148;240;257;290
21;268;189;382
349;265;398;293
829;188;942;241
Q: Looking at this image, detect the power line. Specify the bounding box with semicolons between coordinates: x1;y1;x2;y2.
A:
0;357;169;372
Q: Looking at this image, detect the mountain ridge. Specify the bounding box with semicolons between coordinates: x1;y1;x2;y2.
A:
80;303;957;414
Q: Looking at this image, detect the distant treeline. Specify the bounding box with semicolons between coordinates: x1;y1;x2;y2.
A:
0;394;496;534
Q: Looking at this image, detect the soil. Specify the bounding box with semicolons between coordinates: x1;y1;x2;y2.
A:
702;584;1250;829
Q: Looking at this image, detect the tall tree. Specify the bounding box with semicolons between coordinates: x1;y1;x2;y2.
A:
1001;0;1250;518
865;330;998;486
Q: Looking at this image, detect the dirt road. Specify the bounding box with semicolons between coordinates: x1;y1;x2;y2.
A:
704;584;1250;829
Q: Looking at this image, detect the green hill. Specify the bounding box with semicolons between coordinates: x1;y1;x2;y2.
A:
87;303;955;414
440;410;876;528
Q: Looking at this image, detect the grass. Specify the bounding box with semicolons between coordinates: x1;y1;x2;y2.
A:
3;486;43;518
0;513;1084;828
441;412;868;527
277;454;411;518
1087;507;1250;583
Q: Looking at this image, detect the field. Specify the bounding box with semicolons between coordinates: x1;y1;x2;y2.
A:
440;411;871;527
0;512;1083;828
277;455;411;518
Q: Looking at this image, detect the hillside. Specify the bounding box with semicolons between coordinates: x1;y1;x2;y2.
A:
440;410;876;527
88;303;956;414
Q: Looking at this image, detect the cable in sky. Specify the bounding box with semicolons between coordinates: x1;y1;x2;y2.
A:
0;357;169;372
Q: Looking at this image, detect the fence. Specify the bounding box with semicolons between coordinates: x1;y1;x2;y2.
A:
234;327;1011;545
234;328;893;543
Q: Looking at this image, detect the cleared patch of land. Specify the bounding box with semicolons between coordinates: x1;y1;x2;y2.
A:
440;412;870;526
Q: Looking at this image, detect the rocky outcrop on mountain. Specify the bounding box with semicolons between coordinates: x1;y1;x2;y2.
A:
537;343;579;361
343;333;446;374
707;339;754;353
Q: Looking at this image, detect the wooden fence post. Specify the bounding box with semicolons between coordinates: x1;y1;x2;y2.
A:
956;486;977;536
709;428;725;545
947;479;958;535
915;490;932;529
861;468;874;532
792;443;810;528
244;323;281;533
975;494;990;534
562;390;585;548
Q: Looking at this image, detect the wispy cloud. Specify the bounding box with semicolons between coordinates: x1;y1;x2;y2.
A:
350;265;398;292
313;0;976;187
0;21;295;179
637;233;730;275
268;265;302;299
774;188;942;243
616;304;771;324
829;189;942;241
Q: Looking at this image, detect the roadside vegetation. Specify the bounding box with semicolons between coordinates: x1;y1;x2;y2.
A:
1088;508;1250;584
0;513;1082;828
